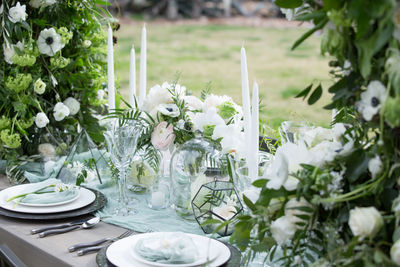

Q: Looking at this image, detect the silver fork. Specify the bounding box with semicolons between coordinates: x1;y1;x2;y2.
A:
69;229;134;255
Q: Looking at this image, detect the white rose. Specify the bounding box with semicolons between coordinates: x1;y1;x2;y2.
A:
348;207;383;239
391;239;400;266
285;197;314;229
34;78;46;94
183;95;203;111
270;216;296;245
63;97;80;115
38;143;56;160
8;2;27;23
368;155;383;179
53;102;70;121
35;112;49;128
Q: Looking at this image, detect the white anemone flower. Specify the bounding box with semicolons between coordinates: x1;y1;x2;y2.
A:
356;80;387;121
157;103;180;118
37;28;64;56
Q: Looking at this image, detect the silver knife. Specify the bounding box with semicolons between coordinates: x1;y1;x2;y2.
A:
31;218;91;234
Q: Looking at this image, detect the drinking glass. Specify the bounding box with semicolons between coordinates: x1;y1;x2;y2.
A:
104;120;142;215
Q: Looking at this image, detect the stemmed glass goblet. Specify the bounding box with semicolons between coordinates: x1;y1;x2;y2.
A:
104;120;142;215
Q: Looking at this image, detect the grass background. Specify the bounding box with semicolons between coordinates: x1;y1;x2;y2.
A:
114;22;333;128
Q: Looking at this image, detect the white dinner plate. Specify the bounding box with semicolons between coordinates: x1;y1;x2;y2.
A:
0;185;95;214
15;190;80;207
106;232;231;267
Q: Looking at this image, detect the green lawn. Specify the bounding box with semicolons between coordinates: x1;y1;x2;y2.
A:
114;22;333;128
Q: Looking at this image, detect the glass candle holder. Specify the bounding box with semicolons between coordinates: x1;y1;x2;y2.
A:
146;177;170;210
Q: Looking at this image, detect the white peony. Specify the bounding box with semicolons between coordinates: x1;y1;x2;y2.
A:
29;0;57;8
143;84;174;117
183;95;203;111
368;155;383;179
191;108;225;132
270;216;297;245
309;140;341;167
37;28;64;56
38;143;56;160
300;126;332;147
391;239;400;266
53;102;70;121
348;206;383;239
157;103;180;118
35;112;49;128
34;78;46;94
356;80;387;121
213;124;245;155
203;94;232;112
63;97;80;116
8;2;27;23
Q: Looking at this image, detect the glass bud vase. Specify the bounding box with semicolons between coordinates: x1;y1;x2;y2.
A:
170;133;222;220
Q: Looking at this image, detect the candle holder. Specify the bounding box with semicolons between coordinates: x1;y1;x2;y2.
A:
191;180;243;236
146;176;170;210
56;129;107;185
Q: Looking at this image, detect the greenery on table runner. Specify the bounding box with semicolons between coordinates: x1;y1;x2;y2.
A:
230;0;400;266
0;1;112;179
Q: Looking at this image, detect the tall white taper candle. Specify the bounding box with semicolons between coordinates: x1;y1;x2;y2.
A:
129;44;136;107
107;25;115;111
138;25;147;107
250;81;259;180
241;46;252;164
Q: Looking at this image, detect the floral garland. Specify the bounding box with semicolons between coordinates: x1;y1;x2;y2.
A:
0;1;109;174
230;0;400;266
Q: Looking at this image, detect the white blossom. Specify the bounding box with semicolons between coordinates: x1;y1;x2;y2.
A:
368;155;383;179
34;78;46;94
191;108;225;132
37;28;64;56
348;207;383;239
183;95;203;111
157;103;180;118
356;80;387;121
8;2;27;23
38;143;56;160
391;239;400;266
270;216;296;245
35;112;49;128
29;0;57;8
63;97;80;116
53;102;70;121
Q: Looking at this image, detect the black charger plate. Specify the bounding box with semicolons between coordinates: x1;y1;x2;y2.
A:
0;188;107;220
96;239;242;267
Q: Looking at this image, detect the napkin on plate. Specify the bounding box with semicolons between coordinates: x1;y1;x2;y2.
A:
9;178;79;205
134;232;198;264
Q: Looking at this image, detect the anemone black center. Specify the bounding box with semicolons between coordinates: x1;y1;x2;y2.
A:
45;37;54;45
371;97;380;107
166;108;173;112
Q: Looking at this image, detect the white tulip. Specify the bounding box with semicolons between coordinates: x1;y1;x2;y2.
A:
63;97;80;115
348;207;383;239
35;112;49;128
270;216;296;245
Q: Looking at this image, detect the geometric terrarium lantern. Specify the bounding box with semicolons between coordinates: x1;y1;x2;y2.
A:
56;129;107;185
191;180;243;236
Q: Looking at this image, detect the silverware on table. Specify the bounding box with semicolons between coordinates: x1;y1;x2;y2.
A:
73;229;135;256
31;218;91;234
38;217;100;238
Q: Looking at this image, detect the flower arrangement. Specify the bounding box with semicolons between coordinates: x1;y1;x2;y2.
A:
229;0;400;266
0;1;110;178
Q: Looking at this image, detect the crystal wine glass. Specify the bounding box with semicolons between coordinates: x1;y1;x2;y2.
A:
104;119;142;215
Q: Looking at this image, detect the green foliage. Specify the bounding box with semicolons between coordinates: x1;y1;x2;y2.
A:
0;1;110;170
